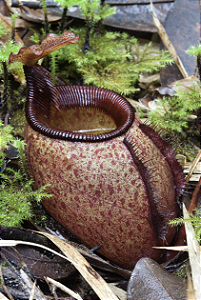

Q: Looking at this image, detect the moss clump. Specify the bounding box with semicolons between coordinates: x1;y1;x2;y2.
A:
0;120;52;227
56;28;172;95
148;81;200;133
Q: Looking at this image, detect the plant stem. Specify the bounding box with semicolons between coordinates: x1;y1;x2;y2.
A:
42;0;49;35
197;53;201;82
1;62;9;122
59;7;68;32
51;52;57;85
82;18;91;53
11;15;16;42
97;0;105;37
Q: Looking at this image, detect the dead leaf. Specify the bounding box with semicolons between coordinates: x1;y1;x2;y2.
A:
2;15;35;29
139;73;160;84
0;240;75;264
156;76;200;99
171;76;200;93
2;245;75;279
157;86;175;97
19;269;46;299
0;13;24;46
1;226;77;279
5;0;61;23
1;226;131;280
126;97;151;110
39;231;119;300
127;257;187;300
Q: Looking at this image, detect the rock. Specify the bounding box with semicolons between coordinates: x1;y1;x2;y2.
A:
160;0;200;85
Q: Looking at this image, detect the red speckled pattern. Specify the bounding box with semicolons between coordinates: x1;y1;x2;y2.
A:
24;117;178;267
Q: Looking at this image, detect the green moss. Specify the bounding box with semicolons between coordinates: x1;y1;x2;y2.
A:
176;263;189;279
147;44;201;159
56;28;172;95
148;81;200;133
0;120;52;227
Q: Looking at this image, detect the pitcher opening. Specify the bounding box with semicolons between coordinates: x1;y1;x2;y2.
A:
24;65;135;142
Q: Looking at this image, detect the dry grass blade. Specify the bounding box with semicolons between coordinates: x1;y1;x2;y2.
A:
0;292;10;300
153;246;189;251
45;277;83;300
0;240;75;265
187;269;197;300
28;281;36;300
150;1;189;78
183;204;201;300
39;231;119;300
20;269;47;299
185;149;201;183
108;282;127;300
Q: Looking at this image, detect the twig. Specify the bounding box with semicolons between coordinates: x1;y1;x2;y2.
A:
20;269;47;299
82;19;91;53
45;277;83;300
41;0;49;34
1;61;9;122
151;1;189;78
58;7;68;32
185;150;201;183
11;0;58;8
0;264;14;300
153;245;189;251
